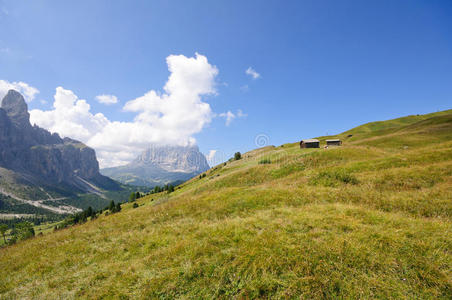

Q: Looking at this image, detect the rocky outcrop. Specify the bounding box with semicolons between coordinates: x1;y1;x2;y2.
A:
0;90;119;192
1;90;31;130
101;144;210;187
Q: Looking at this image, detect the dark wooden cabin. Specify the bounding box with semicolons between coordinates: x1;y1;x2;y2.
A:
300;139;320;148
326;139;342;146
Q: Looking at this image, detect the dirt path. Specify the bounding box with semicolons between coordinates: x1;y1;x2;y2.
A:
0;188;81;214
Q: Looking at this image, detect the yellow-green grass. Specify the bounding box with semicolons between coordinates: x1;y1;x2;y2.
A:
0;110;451;299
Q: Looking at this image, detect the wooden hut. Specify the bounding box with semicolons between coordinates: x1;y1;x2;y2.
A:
300;139;320;148
326;139;342;146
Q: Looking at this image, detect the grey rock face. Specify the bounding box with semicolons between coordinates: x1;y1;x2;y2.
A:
1;90;31;129
132;145;210;172
0;89;118;192
102;144;210;187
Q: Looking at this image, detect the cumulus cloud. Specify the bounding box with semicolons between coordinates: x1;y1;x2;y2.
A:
219;109;247;126
0;79;39;102
95;94;118;105
30;53;219;168
206;150;217;165
30;87;109;142
245;67;260;79
219;111;235;126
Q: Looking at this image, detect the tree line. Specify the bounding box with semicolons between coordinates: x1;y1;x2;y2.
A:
128;184;176;203
1;182;181;247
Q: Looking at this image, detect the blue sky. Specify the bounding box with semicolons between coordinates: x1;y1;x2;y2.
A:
1;0;451;166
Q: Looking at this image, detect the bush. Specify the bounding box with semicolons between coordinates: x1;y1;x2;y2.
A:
129;192;136;202
108;200;115;211
116;203;122;212
0;224;8;244
133;203;139;209
259;159;271;164
13;222;35;241
234;152;242;160
310;169;359;187
7;235;17;245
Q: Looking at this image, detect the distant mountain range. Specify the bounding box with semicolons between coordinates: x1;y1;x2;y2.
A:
101;144;210;187
0;90;123;215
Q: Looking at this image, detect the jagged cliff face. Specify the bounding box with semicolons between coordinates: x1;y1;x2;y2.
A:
132;145;210;173
0;90;116;191
101;145;210;187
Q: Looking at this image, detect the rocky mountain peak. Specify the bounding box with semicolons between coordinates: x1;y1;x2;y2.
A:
0;90;119;192
1;89;31;128
101;144;210;186
133;144;210;173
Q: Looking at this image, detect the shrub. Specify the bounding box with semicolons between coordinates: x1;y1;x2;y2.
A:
14;222;35;241
259;159;271;164
310;169;359;187
0;224;8;244
234;152;242;160
86;206;94;218
7;235;16;245
108;200;115;212
129;192;136;202
133;203;139;209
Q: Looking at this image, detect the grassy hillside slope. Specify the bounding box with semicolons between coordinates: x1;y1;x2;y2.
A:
1;110;451;299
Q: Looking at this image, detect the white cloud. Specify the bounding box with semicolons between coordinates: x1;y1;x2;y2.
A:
0;79;39;102
30;87;109;143
245;67;260;79
95;94;118;105
30;53;219;168
219;109;247;126
219;111;235;126
237;109;247;118
206;150;217;165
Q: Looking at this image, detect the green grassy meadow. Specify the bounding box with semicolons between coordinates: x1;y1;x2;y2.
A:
0;110;451;299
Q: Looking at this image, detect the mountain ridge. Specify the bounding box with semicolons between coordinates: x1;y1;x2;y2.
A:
101;144;210;186
0;90;121;215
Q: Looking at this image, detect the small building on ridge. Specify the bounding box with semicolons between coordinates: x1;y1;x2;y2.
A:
300;139;320;148
326;139;342;146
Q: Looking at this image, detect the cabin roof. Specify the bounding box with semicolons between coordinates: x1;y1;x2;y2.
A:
326;139;341;142
301;139;320;143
